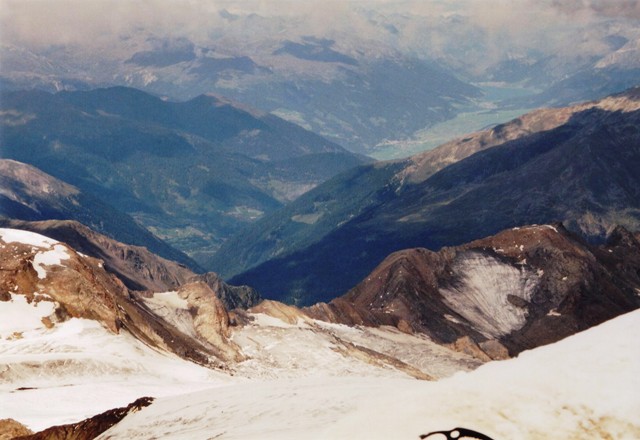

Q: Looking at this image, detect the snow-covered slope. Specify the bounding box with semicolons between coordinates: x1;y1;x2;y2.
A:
0;285;480;433
99;310;640;439
0;311;230;432
3;226;638;438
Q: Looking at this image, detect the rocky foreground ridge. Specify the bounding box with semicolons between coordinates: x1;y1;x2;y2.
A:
0;218;260;310
2;221;639;369
0;227;243;367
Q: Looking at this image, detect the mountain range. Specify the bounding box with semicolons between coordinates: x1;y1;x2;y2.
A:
306;223;640;358
2;2;640;438
214;88;640;304
1;221;638;438
3;4;640;154
0;87;366;264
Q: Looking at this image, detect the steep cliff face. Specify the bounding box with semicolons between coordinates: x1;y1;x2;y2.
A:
306;224;640;358
0;228;242;367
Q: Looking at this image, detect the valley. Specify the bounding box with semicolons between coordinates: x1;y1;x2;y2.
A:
1;1;640;439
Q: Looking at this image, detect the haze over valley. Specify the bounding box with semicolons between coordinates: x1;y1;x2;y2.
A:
1;1;639;438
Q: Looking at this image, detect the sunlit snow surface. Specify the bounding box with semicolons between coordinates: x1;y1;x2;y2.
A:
0;295;230;431
0;228;59;248
100;310;640;440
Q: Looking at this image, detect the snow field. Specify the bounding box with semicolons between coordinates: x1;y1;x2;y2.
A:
100;310;640;439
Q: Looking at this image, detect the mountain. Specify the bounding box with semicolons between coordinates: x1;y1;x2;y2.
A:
0;159;200;271
0;218;260;310
214;88;640;304
0;227;244;367
0;87;367;264
510;35;640;109
0;228;486;433
3;4;639;154
0;29;482;154
3;226;638;438
306;224;640;358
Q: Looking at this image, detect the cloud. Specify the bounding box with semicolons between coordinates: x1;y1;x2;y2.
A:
548;0;640;20
0;0;224;47
0;0;636;70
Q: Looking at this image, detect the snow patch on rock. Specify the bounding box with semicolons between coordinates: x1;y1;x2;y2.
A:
0;294;55;338
32;244;70;279
0;228;59;248
142;291;195;338
440;252;538;338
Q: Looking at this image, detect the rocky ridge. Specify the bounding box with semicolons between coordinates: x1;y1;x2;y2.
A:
0;218;260;310
13;397;154;440
0;228;242;367
305;224;640;359
219;87;640;304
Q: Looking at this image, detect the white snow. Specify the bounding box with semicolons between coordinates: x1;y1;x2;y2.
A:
4;289;639;439
0;313;230;431
142;291;188;310
0;293;56;338
141;291;195;338
444;313;463;324
99;310;640;439
0;304;478;432
440;252;539;338
231;314;445;380
32;244;70;279
0;228;59;248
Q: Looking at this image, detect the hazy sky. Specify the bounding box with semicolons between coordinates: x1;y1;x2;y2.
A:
1;0;638;58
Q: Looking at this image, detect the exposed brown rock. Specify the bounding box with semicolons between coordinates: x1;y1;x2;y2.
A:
305;224;640;357
0;219;260;310
178;282;244;363
0;228;243;368
0;419;33;439
479;340;510;360
250;299;311;325
449;336;492;362
14;397;153;440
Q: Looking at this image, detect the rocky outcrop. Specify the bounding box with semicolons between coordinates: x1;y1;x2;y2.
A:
0;228;125;332
0;419;33;439
175;282;243;363
0;228;242;367
0;219;260;310
192;271;260;310
14;397;153;440
306;224;640;358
